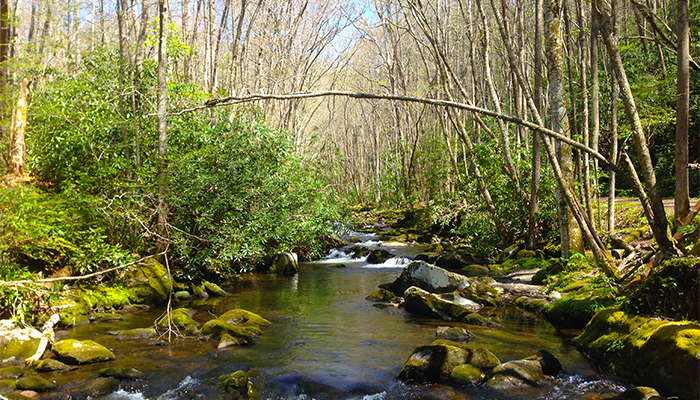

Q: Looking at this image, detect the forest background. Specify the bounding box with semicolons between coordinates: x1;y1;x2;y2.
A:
0;0;698;318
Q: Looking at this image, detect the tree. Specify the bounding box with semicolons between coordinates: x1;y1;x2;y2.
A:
675;0;690;224
9;79;31;176
156;0;169;249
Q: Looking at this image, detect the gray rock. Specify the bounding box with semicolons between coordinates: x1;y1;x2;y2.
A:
270;253;299;275
81;377;119;397
99;367;145;380
403;286;482;322
398;344;469;382
436;326;475;342
33;359;77;372
366;249;394;264
115;328;157;341
525;350;562;376
381;261;472;295
487;359;543;388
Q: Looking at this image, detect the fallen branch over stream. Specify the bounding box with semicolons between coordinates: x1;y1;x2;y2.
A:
24;313;60;365
0;252;166;288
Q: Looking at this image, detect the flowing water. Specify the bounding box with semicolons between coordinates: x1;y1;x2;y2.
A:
43;234;628;399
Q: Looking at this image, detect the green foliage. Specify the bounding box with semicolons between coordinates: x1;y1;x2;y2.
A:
168;109;340;277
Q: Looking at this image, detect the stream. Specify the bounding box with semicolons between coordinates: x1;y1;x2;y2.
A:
44;233;628;399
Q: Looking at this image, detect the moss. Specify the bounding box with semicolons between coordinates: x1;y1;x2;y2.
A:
450;364;485;385
0;367;27;379
514;296;552;315
200;320;264;344
546;295;614;329
124;258;173;304
203;281;228;297
460;265;489;277
157;308;199;334
15;376;56;392
366;289;398;303
219;370;248;394
576;309;700;399
0;378;16;391
52;339;115;365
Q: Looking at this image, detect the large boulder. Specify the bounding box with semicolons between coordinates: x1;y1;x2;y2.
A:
269;253;299;276
124;258;173;304
200;309;270;345
0;320;41;361
380;261;472;295
575;308;700;399
403;286;482;322
15;376;56;392
450;364;485;385
486;359;543;389
398;344;469;382
52;339;115;365
157;308;199;334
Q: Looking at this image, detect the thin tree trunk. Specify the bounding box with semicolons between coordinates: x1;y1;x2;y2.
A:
546;0;583;257
527;0;544;250
675;0;690;223
210;0;231;94
9;79;31;176
591;1;602;227
156;0;169;248
608;70;619;234
596;0;676;255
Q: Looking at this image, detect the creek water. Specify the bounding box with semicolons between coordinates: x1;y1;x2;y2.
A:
45;234;627;399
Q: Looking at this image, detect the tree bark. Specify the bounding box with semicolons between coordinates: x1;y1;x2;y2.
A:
675;0;690;224
527;0;544;250
607;70;619;234
596;0;676;255
156;0;169;249
9;79;31;176
545;0;583;257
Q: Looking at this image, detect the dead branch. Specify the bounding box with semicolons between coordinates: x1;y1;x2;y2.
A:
25;313;60;365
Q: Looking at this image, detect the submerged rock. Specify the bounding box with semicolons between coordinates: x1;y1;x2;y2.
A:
436;326;475;342
115;327;157;341
81;377;119;397
219;370;248;395
52;339;115;365
366;289;400;303
398;344;469;382
99;367;145;380
575;308;700;399
33;359;77;372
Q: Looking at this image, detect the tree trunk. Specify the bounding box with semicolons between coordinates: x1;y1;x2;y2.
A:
608;69;619;234
596;0;676;255
675;0;690;224
156;0;169;248
545;0;583;257
527;0;544;250
9;79;31;176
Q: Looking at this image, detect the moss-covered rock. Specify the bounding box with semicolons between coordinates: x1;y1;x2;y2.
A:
219;370;248;394
514;296;552;315
200;309;270;345
435;326;474;342
203;281;229;297
91;312;124;322
547;295;613;329
0;378;16;391
0;367;27;379
98;367;145;380
605;386;663;400
366;249;394;264
450;364;485;385
398;344;469;382
81;377;118;397
403;286;482;322
124;258;173;304
15;376;56;392
0;322;40;362
191;283;209;299
413;252;441;265
459;277;503;307
486;360;543;388
575;309;700;399
157;308;199;334
460;265;490;277
52;339;115;365
365;289;399;303
33;359;76;372
467;347;501;368
381;260;475;295
174;291;192;301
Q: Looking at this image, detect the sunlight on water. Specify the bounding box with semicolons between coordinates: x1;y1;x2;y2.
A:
155;376;202;400
103;389;148;400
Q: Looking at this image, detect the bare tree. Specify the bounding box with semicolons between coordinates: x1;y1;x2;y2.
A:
675;0;690;223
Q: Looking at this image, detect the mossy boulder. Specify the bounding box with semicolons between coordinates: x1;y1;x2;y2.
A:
219;370;248;395
0;321;42;361
33;359;76;372
157;308;199;334
0;378;16;391
203;281;229;297
486;359;543;389
435;251;466;270
575;308;700;399
546;295;613;329
403;286;483;322
467;347;501;368
459;277;503;307
125;258;173;304
365;289;400;303
81;377;119;397
514;296;552;315
15;376;56;392
201;309;270;345
460;265;490;277
525;350;562;376
398;344;469;382
606;386;663;400
366;249;394;264
450;364;485;385
0;367;27;379
52;339;115;365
